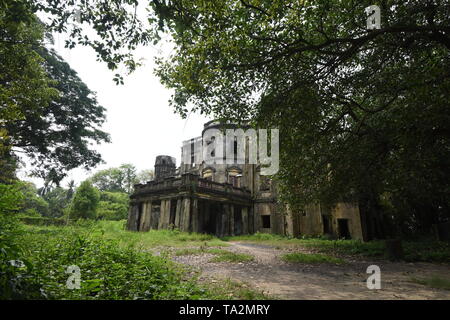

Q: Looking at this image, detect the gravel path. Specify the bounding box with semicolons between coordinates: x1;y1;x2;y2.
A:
169;242;450;300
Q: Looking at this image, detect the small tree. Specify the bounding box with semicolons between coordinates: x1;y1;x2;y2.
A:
69;181;99;220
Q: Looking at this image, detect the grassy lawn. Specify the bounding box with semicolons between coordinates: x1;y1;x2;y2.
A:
281;252;345;264
411;276;450;290
25;220;228;250
223;233;450;263
174;247;254;263
205;278;270;299
14;221;261;300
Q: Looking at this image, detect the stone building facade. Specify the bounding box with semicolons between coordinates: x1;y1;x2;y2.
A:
127;121;369;240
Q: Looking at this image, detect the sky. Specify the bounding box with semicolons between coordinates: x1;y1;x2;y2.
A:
18;27;211;188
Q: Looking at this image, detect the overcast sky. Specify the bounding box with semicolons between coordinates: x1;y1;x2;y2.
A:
19;28;211;188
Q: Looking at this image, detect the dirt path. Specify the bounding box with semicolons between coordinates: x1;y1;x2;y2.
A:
171;242;450;300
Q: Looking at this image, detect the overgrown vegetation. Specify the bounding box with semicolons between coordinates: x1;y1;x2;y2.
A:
224;233;450;263
1;221;264;300
174;247;254;263
410;276;450;291
281;253;345;264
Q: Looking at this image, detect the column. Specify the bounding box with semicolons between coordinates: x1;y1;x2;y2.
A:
229;205;235;236
191;198;199;233
181;197;191;232
242;207;249;235
158;200;168;229
174;198;182;229
141;201;152;231
222;204;230;236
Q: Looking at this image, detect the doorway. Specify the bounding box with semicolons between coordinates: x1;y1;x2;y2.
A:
337;219;351;239
322;215;331;234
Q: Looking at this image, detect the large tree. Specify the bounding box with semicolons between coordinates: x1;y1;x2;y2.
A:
89;164;138;194
19;0;450;235
1;1;110;183
148;0;450;236
69;180;99;220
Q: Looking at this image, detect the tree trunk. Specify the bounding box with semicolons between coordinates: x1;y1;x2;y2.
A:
385;239;404;261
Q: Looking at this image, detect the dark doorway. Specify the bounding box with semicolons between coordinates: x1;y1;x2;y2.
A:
150;200;161;230
169;199;177;227
234;206;242;235
262;215;271;229
322;215;331;234
205;203;220;234
136;203;144;231
338;219;351;239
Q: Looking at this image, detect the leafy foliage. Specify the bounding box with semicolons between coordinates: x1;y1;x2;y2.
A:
69;181;100;220
0;182;42;299
89;164;138;194
96;191;129;220
18;226;206;300
148;0;450;236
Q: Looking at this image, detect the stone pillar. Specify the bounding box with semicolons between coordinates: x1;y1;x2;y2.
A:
191;198;199;233
165;200;171;228
229;205;235;236
222;204;230;236
181;197;191;232
158;200;172;230
158;200;167;229
174;198;182;229
242;207;249;235
139;202;147;231
126;204;137;231
129;204;141;231
141;201;152;232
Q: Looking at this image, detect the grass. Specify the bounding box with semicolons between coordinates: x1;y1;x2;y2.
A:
411;276;450;290
209;251;254;263
13;221;262;300
223;232;450;263
174;247;254;263
24;220;228;250
281;252;345;264
203;278;271;299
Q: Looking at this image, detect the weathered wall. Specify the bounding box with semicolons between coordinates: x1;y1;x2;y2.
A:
284;202;364;240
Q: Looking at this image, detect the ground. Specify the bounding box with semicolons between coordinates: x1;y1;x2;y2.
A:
19;221;450;300
162;241;450;300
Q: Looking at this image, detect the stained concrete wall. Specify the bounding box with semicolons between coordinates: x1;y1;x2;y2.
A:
284;202;363;240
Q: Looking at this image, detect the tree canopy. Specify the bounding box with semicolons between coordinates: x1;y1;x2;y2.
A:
3;0;449;235
148;0;450;234
1;1;110;183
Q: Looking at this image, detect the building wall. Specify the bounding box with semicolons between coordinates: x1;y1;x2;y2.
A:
129;120;366;240
284;202;363;240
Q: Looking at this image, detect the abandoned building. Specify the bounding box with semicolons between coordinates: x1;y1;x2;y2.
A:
127;120;376;240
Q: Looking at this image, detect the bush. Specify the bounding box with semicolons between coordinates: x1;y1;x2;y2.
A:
69;181;99;220
96;191;129;220
19;216;67;226
18;226;208;299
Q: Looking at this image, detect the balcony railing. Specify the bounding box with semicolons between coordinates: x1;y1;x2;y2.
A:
132;173;251;199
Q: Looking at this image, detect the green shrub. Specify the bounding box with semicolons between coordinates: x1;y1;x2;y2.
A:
18;226;209;299
19;216;67;226
69;181;99;220
281;252;345;264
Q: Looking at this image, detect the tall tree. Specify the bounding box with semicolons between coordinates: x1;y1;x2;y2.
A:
148;0;450;235
19;1;450;235
1;2;111;184
69;180;99;220
89;164;138;194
